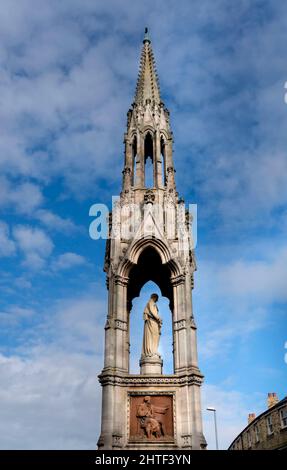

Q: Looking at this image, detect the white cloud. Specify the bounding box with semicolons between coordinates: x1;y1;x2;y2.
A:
46;295;105;354
0;306;35;326
0;288;106;449
34;209;80;234
199;245;287;305
13;225;53;255
0;351;101;449
0;7;127;195
195;243;287;360
51;252;88;272
0;221;16;257
217;247;287;302
199;307;269;360
13;225;54;269
14;276;32;289
0;177;43;215
21;253;46;270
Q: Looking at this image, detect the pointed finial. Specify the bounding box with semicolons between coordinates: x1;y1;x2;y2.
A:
143;27;151;44
134;26;161;105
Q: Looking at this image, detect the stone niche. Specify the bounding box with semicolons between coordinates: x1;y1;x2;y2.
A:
128;393;174;443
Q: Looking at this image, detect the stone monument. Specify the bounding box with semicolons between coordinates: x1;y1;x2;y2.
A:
97;28;207;450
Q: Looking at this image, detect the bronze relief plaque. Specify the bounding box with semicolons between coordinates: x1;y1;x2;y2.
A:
129;394;174;442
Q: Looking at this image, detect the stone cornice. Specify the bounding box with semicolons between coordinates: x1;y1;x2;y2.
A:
98;371;204;387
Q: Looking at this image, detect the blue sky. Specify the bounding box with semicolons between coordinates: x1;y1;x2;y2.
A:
0;0;286;449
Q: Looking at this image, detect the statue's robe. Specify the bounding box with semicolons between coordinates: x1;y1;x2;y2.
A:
142;299;161;357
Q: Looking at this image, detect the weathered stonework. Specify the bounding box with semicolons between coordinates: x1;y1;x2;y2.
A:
97;29;206;450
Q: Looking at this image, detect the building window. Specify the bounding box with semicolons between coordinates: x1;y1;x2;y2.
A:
254;424;260;443
266;415;273;435
247;430;252;448
280;407;287;429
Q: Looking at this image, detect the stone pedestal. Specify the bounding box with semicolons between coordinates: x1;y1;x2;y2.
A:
139;355;163;375
97;371;207;450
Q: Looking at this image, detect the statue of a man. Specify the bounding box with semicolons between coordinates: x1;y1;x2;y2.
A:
142;293;162;357
136;396;169;438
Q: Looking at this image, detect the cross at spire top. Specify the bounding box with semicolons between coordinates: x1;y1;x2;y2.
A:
134;28;161;106
143;27;151;44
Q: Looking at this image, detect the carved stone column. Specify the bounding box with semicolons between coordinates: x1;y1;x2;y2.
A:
171;274;189;374
114;274;129;372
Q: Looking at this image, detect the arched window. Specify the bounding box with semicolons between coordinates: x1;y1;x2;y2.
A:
160;137;166;186
144;132;154;188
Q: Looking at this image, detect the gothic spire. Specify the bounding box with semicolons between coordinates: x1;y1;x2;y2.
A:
134;28;161;106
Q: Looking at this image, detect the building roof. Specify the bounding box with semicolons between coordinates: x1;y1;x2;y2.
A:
228;395;287;449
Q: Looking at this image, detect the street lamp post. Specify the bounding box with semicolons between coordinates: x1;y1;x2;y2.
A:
206;407;219;450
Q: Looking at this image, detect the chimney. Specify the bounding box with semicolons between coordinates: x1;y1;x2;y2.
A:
267;393;279;409
248;413;256;424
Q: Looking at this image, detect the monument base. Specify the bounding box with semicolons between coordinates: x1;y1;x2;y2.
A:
139;355;163;374
97;371;207;450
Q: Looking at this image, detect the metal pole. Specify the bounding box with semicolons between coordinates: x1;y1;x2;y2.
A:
207;407;219;450
214;410;219;450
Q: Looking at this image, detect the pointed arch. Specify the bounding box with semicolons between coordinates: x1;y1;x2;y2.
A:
127;246;174;310
159;129;170;141
144;132;154;187
117;236;182;279
143;126;156;137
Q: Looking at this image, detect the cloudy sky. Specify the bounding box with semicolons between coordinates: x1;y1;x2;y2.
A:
0;0;286;450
